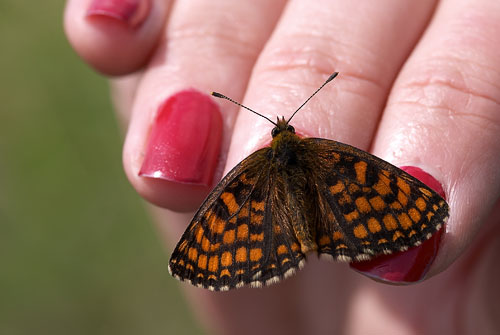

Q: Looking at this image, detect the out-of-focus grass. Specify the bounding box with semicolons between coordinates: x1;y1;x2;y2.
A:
0;1;201;334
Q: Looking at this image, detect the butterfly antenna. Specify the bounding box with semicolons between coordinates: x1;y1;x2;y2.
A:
211;92;277;126
287;72;339;124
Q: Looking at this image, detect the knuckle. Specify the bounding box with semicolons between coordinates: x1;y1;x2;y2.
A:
168;25;261;62
257;40;387;98
395;64;500;131
259;44;337;79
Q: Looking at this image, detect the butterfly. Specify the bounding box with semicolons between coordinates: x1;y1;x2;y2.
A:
168;72;449;291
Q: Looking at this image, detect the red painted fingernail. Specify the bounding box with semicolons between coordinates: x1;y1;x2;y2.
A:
350;166;446;284
139;90;222;186
400;166;445;197
87;0;150;27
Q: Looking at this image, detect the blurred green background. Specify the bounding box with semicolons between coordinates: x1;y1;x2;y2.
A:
0;1;201;334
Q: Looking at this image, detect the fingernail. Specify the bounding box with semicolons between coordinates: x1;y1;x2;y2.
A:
87;0;150;27
400;166;445;197
350;166;446;284
139;90;222;186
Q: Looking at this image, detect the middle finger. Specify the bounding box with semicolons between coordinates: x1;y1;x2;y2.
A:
227;0;438;330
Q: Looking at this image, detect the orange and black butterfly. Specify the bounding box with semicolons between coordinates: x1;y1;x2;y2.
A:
168;72;449;291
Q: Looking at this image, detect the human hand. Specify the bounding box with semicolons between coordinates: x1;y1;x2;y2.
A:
65;0;500;333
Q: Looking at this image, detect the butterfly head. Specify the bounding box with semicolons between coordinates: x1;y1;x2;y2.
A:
211;71;338;139
271;116;295;138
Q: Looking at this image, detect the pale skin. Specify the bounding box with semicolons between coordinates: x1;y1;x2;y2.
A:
65;0;500;333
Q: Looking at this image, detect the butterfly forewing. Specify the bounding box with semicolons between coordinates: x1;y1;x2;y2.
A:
305;138;449;262
168;147;305;291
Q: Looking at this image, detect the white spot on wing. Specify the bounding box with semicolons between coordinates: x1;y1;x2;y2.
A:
252;271;262;280
283;268;296;279
336;254;352;262
265;276;281;286
354;253;371;261
250;281;263;288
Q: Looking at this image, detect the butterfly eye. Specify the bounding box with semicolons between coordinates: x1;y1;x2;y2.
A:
287;125;295;133
271;127;279;137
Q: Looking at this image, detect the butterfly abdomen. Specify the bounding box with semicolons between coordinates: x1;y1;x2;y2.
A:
268;131;321;254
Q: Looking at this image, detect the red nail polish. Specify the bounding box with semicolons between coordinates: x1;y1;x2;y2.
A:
87;0;150;27
350;166;446;284
139;90;222;186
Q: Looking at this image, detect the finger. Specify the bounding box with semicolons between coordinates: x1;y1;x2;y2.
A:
368;0;500;282
64;0;169;75
224;0;437;328
109;73;141;128
226;0;438;169
123;0;286;212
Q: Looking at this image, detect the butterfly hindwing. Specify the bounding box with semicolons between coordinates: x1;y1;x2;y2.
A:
168;147;305;291
259;167;307;286
304;138;449;262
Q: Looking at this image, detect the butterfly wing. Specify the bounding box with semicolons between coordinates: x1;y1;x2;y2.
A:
168;148;305;291
303;138;449;262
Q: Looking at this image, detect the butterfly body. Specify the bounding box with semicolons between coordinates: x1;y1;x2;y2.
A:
268;118;318;254
168;116;449;291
